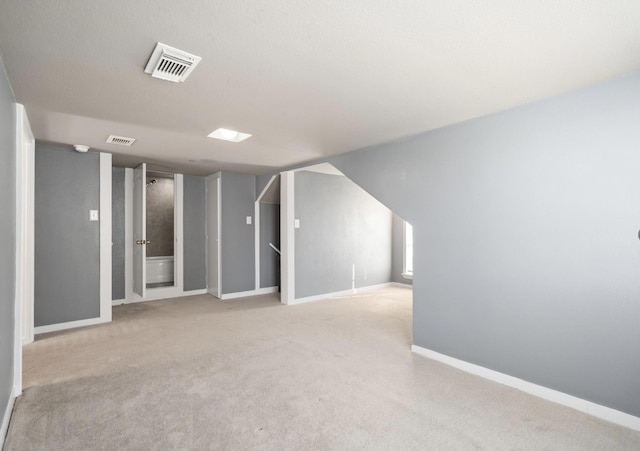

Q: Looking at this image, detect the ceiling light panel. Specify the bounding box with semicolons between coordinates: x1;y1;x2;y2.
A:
207;128;252;143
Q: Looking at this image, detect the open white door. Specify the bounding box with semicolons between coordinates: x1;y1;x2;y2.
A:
206;174;221;297
133;163;146;298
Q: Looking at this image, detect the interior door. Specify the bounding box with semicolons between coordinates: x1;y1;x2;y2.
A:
206;175;220;297
133;163;147;298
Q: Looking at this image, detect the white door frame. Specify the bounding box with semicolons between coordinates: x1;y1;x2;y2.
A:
99;153;112;322
16;104;34;346
254;175;278;290
280;171;295;304
206;173;221;298
14;104;34;397
127;169;186;302
134;173;185;301
174;174;184;291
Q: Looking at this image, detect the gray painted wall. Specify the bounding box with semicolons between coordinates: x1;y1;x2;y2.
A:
294;172;392;298
184;175;207;291
220;172;255;294
391;214;412;285
0;54;16;429
35;145;100;326
325;74;640;417
260;202;280;289
146;177;174;258
112;167;125;300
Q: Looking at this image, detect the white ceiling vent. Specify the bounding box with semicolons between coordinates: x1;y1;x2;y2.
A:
144;42;202;83
106;135;136;146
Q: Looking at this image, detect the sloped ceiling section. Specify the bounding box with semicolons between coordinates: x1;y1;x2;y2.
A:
1;1;639;175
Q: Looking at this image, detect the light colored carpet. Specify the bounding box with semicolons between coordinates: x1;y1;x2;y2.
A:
5;287;640;450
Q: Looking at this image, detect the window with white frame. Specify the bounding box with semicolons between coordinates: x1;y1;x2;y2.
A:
403;221;413;278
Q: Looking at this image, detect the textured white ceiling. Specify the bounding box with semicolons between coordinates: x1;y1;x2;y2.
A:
1;1;639;175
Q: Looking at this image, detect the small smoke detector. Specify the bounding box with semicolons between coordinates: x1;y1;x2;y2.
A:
106;135;136;147
144;42;202;83
74;144;89;153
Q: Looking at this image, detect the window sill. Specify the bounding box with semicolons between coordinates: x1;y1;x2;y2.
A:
402;272;413;280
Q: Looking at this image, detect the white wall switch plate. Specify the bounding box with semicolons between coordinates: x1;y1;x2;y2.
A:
90;210;99;221
246;216;252;225
294;219;300;228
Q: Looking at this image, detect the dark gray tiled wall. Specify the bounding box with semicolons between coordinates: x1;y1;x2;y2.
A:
146;177;174;257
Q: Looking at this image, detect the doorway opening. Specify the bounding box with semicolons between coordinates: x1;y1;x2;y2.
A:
277;163;413;305
256;175;281;296
145;172;175;289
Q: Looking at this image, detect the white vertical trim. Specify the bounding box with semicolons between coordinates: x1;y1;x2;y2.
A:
402;220;414;279
254;200;260;290
205;176;209;293
14;104;23;399
175;174;184;291
99;153;112;323
205;173;221;298
255;175;277;292
124;168;133;301
26;135;34;341
411;345;640;432
217;176;221;297
280;171;295;304
14;103;23;373
14;103;34;403
17;104;35;346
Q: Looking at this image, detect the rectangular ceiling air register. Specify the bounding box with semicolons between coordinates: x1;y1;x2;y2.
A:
106;135;136;146
144;42;202;83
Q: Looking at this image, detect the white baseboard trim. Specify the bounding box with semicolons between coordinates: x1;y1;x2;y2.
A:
35;317;110;335
289;288;356;305
220;286;279;300
183;289;208;296
1;389;17;447
411;345;640;432
114;288;210;306
391;282;413;288
289;282;393;305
